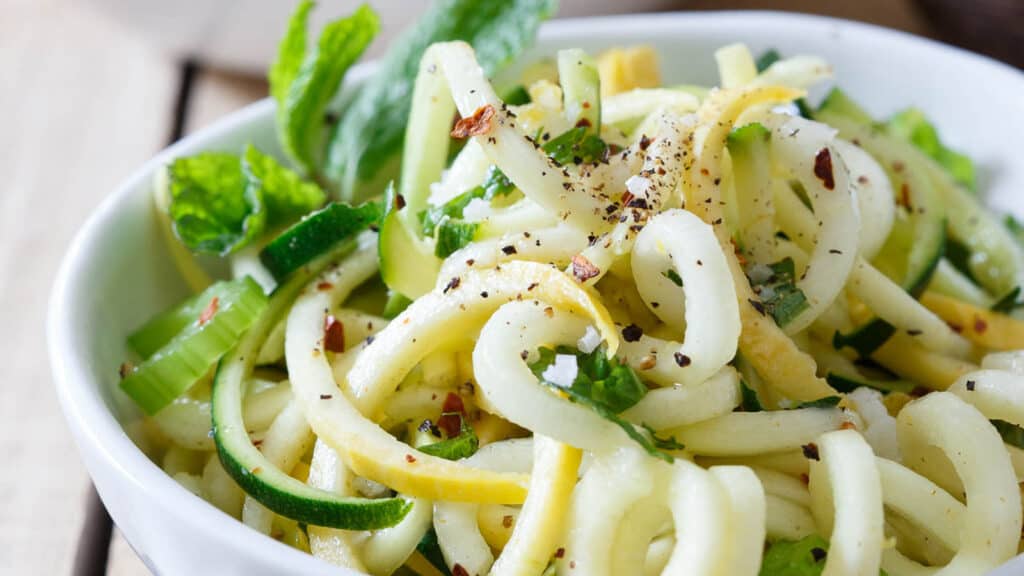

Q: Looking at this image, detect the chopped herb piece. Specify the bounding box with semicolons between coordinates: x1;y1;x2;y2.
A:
663;268;683;287
746;258;810;327
541;126;609;165
642;423;685;451
418;165;515;236
529;345;676;461
739;380;765;412
418;418;479;461
759;535;830;576
755;49;781;72
991;286;1022;314
993;419;1024;449
416;529;453;575
793;396;842;410
434;219;479;258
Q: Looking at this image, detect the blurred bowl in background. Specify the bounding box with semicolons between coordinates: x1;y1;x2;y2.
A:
82;0;681;73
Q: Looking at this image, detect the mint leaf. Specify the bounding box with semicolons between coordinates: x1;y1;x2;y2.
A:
269;0;314;105
529;346;677;461
325;0;557;203
272;3;380;174
242;145;325;226
541;127;609;166
747;258;810;327
167;153;264;255
760;536;830;576
419;419;479;461
888;108;976;193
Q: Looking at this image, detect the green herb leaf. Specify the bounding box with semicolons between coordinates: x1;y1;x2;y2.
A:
993;419;1024;449
755;49;781;72
888;108;976;193
642;423;685;451
792;396;843;410
663;268;683;287
747;258;810;327
269;0;314;105
242;145;326;226
326;0;557;202
740;380;765;412
418;419;479;461
167;153;265;255
759;535;830;576
529;346;677;461
435;219;479;258
541;126;609;165
825;372;915;396
1006;215;1024;247
991;286;1022;314
419;165;515;236
272;3;380;174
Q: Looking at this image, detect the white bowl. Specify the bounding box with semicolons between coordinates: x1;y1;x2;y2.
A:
49;11;1024;576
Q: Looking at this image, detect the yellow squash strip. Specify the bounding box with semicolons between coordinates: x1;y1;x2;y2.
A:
285;250;532;504
490;436;582;576
597;46;661;96
922;291;1024;351
872;332;978;390
684;85;836;403
347;260;619;419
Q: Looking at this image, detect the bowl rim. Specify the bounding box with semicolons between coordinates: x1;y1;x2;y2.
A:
47;9;1024;573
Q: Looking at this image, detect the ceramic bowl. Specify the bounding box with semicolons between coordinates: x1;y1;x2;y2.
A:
49;11;1024;575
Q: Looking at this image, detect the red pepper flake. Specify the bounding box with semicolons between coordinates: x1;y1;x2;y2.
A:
437;392;466;438
839;420;857;431
638;355;657;370
466;258;475;266
316;281;334;291
320;394;333;400
198;296;219;326
118;362;134;379
620;190;635;207
543;306;554;318
674;352;691;367
501;245;518;255
502;515;514;528
899;183;912;210
527;282;538;291
966;379;976;391
801;442;820;461
621;324;643;342
639;134;652;151
973;316;988;334
323;315;345;353
452;564;469;576
405;454;417;463
554;548;566;559
451;104;496;138
575;117;592;128
813;148;835;190
571;254;600;282
393;193;407;211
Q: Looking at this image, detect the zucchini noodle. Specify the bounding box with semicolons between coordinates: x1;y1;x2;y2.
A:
129;33;1024;576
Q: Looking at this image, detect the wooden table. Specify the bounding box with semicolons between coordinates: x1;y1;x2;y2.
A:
5;0;937;573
